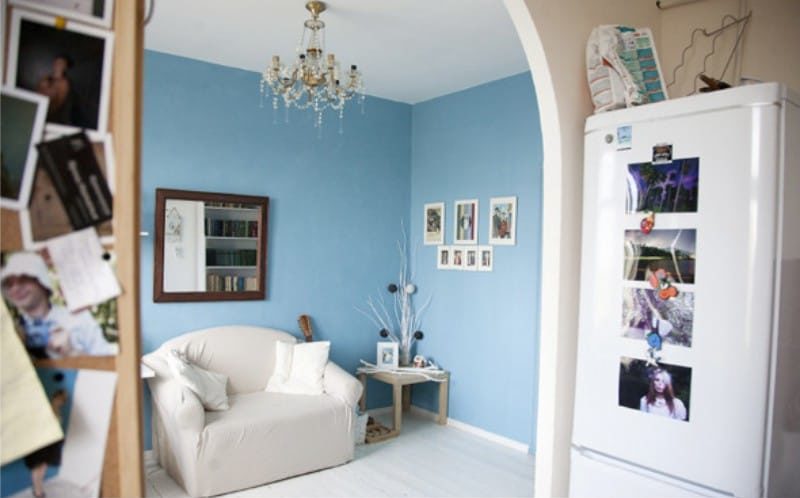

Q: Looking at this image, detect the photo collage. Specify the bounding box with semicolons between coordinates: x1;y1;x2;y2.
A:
618;154;699;423
425;197;517;273
1;1;121;497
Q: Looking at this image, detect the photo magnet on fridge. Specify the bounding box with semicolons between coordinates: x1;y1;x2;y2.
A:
619;357;691;422
36;132;113;230
626;157;699;213
652;143;672;164
617;125;632;150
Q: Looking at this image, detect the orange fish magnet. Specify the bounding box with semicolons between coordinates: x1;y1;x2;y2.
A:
640;212;655;234
649;269;679;300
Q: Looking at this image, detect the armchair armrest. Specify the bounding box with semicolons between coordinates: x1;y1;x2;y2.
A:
323;361;363;407
143;352;205;434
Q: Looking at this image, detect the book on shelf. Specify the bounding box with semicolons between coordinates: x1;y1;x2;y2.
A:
205;249;257;266
204;218;259;238
206;274;258;292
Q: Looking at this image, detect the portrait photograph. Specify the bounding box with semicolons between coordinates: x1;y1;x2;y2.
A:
454;199;478;245
452;248;465;269
1;87;49;210
6;9;115;134
437;246;451;270
623;229;696;284
622;287;694;347
376;341;398;369
464;248;478;271
619;357;691;422
20;133;115;249
424;202;444;245
489;196;517;245
0;367;116;498
626;157;699;213
478;245;493;272
1;250;119;361
10;0;115;28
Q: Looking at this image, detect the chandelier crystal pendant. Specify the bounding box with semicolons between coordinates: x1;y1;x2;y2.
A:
261;1;365;129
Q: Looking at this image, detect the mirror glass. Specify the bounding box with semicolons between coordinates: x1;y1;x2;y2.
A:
154;188;268;302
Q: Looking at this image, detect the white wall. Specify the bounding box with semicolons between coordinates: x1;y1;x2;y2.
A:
505;1;799;497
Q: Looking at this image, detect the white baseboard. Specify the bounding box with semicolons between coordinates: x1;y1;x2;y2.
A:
363;405;530;454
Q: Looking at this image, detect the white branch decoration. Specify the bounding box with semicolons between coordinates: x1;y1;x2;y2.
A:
355;222;431;364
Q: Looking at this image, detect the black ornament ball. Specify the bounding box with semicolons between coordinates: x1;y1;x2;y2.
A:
387;283;398;293
413;330;424;340
379;329;389;338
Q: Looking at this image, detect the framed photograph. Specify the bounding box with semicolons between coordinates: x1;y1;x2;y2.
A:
376;342;399;369
464;248;478;271
477;245;493;272
622;287;694;347
1;87;49;210
454;199;478;245
626;157;699;213
489;196;517;245
10;0;115;28
20;133;115;249
424;202;445;245
6;9;115;134
623;229;696;284
618;357;691;422
451;247;465;270
437;245;451;270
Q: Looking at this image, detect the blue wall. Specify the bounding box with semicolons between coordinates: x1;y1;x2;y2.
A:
140;51;412;443
409;73;543;447
141;52;542;450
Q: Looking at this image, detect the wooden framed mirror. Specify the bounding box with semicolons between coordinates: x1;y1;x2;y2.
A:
153;188;269;302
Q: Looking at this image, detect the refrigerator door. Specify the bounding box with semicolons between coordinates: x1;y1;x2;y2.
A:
572;93;781;497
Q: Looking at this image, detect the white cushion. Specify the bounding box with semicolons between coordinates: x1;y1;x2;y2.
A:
166;349;229;410
265;341;330;395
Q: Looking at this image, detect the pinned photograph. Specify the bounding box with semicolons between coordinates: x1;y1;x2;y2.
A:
437;246;451;270
619;357;691;422
6;9;115;133
489;196;517;245
626;157;699;213
0;368;117;498
10;0;115;28
20;133;115;249
464;248;478;271
376;341;398;369
454;199;478;245
452;248;465;270
622;287;694;347
1;87;49;210
478;245;493;272
623;229;696;284
424;202;444;245
1;250;119;360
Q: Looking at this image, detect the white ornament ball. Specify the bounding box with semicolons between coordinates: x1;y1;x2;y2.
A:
405;284;416;294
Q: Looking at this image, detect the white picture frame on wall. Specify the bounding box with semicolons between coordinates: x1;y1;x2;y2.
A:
489;196;517;245
464;247;478;271
10;0;116;28
451;247;465;270
377;341;399;369
437;245;452;270
454;199;478;245
424;202;445;245
478;245;493;272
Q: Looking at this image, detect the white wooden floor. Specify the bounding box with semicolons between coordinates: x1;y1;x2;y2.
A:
145;412;535;497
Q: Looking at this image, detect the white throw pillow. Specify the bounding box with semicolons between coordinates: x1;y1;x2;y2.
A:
265;341;330;395
166;349;229;411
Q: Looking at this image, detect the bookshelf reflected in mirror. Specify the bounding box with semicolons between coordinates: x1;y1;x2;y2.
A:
153;188;269;302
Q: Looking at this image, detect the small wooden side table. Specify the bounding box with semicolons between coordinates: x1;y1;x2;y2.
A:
357;368;449;442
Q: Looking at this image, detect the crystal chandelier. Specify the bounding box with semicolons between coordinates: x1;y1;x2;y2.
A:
261;1;365;128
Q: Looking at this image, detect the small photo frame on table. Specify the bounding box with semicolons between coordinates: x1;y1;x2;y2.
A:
489;196;517;245
6;8;115;135
424;202;444;245
437;245;451;270
454;199;478;245
10;0;115;28
377;342;399;369
478;245;493;272
464;247;478;271
1;86;48;210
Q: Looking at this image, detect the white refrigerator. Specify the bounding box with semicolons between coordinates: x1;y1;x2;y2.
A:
570;83;799;497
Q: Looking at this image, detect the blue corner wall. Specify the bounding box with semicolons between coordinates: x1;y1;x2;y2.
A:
409;73;543;447
140;51;542;450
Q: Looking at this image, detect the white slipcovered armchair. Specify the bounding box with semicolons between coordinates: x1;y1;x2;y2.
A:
142;325;363;497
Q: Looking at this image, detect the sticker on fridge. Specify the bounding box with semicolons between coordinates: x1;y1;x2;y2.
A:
626;157;699;213
619;357;691;422
622;288;694;347
623;229;696;284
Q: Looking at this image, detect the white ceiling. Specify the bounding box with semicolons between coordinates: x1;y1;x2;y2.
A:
144;0;529;104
